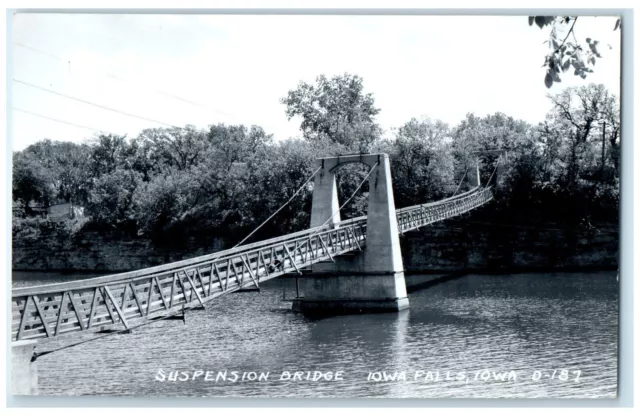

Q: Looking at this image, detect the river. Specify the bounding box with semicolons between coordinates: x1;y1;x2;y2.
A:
11;270;618;398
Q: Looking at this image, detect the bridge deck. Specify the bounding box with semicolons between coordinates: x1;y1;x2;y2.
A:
11;187;493;342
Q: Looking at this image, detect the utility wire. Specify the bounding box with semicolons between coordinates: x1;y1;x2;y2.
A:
14;43;60;60
14;78;181;128
13;108;107;133
14;42;243;123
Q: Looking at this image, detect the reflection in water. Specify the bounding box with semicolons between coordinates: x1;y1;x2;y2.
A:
12;271;618;398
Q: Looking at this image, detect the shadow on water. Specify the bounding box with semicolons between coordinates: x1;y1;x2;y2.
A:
405;272;468;294
296;309;405;322
269;302;412;323
18;270;618;398
264;272;471;322
266;307;320;325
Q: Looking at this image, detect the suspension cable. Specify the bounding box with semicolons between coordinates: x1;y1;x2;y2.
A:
284;162;380;260
309;161;379;238
33;162;378;356
485;162;500;188
451;166;469;197
31;166;323;358
232;166;322;248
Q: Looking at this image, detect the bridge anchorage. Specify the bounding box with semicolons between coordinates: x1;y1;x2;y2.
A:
292;153;409;314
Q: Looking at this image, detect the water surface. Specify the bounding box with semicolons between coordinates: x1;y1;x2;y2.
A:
12;271;618;398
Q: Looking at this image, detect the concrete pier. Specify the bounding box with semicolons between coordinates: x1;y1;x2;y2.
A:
11;340;38;395
294;153;409;314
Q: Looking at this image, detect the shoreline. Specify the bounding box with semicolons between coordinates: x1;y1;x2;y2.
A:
11;265;618;281
12;219;619;276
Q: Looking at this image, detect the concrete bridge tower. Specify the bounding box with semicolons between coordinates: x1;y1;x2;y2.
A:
472;149;507;190
292;153;409;314
466;158;481;188
494;152;507;191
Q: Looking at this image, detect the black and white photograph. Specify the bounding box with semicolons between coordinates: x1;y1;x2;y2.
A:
8;10;623;400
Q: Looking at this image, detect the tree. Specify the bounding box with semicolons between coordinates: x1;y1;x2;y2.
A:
136;125;207;172
133;169;201;236
529;16;621;88
497;83;621;226
206;123;273;171
388;118;455;206
547;83;619;145
281;73;381;151
18;139;92;205
545;83;620;186
85;168;142;226
88;134;134;177
241;138;322;237
12;152;55;214
130;123;275;238
452;112;533;188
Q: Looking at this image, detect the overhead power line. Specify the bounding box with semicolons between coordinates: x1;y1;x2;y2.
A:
13;42;238;121
13;107;107;133
14;43;61;61
14;78;180;128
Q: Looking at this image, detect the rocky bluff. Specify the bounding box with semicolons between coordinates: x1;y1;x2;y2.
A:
12;219;618;273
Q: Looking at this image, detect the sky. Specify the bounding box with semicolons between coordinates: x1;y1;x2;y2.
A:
9;13;622;151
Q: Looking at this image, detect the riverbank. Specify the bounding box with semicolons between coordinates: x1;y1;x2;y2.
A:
12;216;618;275
401;219;618;274
11;225;226;273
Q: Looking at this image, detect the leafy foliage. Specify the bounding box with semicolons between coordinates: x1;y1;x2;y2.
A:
86;168;142;226
88;134;133;176
12;152;55;213
14;139;92;206
281;73;381;151
452;113;534;188
12;76;620;251
386;118;455;207
541;84;620;195
529;16;621;88
136;125;208;172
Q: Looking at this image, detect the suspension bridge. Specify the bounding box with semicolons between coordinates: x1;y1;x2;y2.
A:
11;153;497;345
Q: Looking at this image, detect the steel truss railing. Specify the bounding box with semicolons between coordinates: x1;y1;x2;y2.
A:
396;187;494;233
11;187;493;342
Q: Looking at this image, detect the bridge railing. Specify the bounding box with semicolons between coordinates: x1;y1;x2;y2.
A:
11;187;493;342
11;220;369;342
396;187;493;233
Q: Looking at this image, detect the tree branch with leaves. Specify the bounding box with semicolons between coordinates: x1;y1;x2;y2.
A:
529;16;621;88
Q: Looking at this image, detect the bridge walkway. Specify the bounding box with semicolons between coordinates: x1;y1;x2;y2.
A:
11;186;494;342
